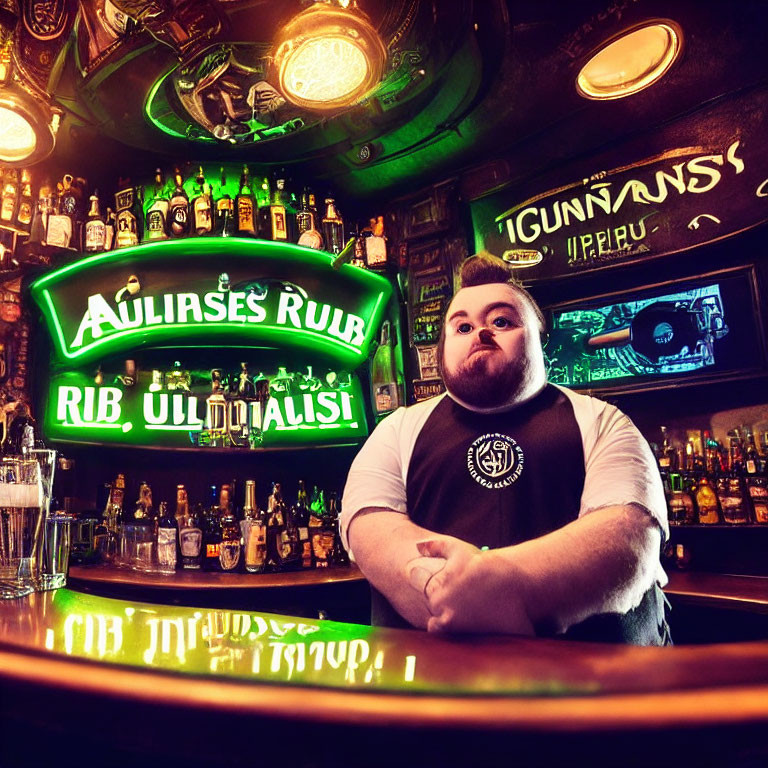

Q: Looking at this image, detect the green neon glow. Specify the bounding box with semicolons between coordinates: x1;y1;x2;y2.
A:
30;238;392;368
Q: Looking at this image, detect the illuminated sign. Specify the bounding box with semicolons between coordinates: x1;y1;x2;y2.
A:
471;86;768;281
30;238;392;368
44;366;368;448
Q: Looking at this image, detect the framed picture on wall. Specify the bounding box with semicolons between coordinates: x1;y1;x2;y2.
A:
543;265;766;394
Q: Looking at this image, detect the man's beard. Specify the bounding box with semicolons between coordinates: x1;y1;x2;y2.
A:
442;350;526;409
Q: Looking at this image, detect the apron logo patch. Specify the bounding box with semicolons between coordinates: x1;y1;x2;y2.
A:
467;433;524;488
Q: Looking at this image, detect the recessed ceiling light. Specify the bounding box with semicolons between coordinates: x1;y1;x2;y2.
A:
576;22;682;100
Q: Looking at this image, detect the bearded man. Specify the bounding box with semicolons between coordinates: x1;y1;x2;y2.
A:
341;252;671;644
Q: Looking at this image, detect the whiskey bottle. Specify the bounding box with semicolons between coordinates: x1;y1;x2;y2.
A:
266;481;286;571
156;501;178;574
218;485;242;572
242;480;267;573
169;167;190;238
16;169;33;230
370;321;401;415
145;167;170;241
179;502;204;570
236;165;256;236
261;172;288;241
321;197;345;254
293;480;313;569
296;188;316;236
695;474;721;524
215;167;236;237
202;484;222;571
83;191;107;253
657;426;675;472
115;181;141;248
717;471;751;524
192;166;213;235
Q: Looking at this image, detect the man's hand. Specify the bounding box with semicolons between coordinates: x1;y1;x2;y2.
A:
412;537;535;636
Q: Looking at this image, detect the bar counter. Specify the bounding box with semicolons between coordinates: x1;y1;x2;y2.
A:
2;585;768;767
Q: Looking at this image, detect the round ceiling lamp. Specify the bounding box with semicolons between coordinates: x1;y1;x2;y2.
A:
576;21;682;100
0;92;58;164
273;3;387;111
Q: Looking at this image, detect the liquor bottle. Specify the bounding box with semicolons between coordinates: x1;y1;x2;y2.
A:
257;172;288;241
328;492;349;566
657;426;675;472
279;495;301;571
745;429;760;475
145;167;170;241
191;166;213;235
236;164;256;236
156;501;178;574
309;487;330;568
202;484;222;571
668;473;695;525
108;473;126;537
364;215;388;270
174;484;188;530
16;169;33;230
169;167;190;238
321;197;345;254
266;482;286;571
83;191;107;252
696;474;721;524
242;480;267;573
370;321;401;415
205;370;228;446
115;181;141;248
746;474;768;524
296;188;316;237
1;167;19;222
276;170;296;241
29;181;52;244
727;428;745;474
46;179;73;248
297;188;324;249
179;502;204;570
292;480;313;569
219;485;242;572
717;471;751;524
134;481;153;521
104;207;116;251
215;167;236;236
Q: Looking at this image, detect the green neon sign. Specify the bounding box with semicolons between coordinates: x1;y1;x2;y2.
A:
30;238;392;368
44;368;368;449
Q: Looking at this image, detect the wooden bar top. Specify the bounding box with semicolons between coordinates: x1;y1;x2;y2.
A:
664;571;768;613
68;563;364;590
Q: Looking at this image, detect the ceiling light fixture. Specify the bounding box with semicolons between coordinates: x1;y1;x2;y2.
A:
576;21;682;100
0;32;60;165
273;2;386;111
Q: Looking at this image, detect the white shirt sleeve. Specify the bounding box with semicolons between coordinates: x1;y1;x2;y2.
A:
558;386;669;585
340;395;447;559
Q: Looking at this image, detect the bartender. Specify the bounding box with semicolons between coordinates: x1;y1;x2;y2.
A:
341;252;671;644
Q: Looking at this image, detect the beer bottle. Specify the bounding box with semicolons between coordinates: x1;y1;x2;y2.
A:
371;321;401;415
169;167;190;237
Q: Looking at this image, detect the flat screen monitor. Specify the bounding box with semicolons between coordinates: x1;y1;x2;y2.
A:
543;266;765;393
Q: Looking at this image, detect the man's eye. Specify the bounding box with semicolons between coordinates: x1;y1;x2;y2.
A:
457;322;473;334
492;317;512;328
